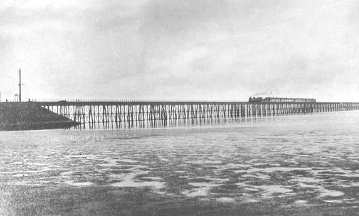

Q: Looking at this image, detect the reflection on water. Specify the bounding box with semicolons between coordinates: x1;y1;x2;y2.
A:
1;111;359;215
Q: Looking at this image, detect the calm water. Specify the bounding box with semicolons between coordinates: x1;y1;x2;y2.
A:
1;111;359;215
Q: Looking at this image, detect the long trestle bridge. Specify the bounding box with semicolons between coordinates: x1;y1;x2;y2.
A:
36;101;359;129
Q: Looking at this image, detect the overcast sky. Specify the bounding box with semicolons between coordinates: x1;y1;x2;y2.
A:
0;0;358;101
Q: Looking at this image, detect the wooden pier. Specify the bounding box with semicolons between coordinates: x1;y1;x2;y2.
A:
33;101;359;129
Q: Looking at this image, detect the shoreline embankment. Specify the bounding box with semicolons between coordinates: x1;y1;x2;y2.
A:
0;102;78;131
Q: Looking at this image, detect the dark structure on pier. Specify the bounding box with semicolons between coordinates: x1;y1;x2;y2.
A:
33;99;359;129
249;97;316;103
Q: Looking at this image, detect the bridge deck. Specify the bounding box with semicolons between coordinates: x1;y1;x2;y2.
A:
17;101;359;106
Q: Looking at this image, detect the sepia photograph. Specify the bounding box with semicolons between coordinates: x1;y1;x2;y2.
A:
1;0;359;215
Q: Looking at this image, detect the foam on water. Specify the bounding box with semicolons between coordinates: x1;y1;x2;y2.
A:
216;197;236;203
318;189;344;198
182;182;220;197
65;181;94;187
247;166;312;173
188;160;223;165
111;180;165;190
294;177;322;183
253;185;294;198
109;167;165;192
294;200;308;205
118;159;138;163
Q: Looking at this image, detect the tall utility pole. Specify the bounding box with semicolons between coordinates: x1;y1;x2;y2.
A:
18;68;22;102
